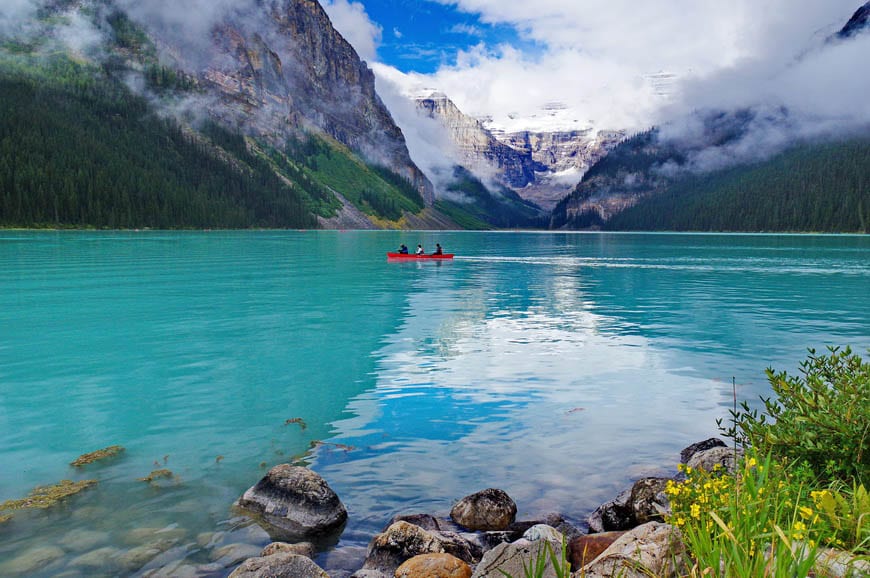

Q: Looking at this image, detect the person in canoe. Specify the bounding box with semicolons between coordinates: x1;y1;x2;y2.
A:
433;243;443;255
398;244;409;254
416;244;424;255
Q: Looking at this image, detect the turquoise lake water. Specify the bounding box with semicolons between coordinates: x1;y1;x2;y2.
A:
0;231;868;576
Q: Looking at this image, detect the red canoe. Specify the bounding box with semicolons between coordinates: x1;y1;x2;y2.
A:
387;252;454;260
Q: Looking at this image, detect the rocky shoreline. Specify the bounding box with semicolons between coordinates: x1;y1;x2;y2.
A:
217;438;736;578
225;437;866;578
2;438;865;577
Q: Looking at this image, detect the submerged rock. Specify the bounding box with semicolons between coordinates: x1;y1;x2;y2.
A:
229;552;330;578
68;546;123;571
237;465;347;541
117;544;166;573
450;488;517;531
0;545;66;575
210;543;264;568
58;529;110;552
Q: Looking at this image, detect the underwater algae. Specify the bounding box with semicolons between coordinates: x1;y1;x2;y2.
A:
0;480;98;511
137;469;174;483
70;445;125;467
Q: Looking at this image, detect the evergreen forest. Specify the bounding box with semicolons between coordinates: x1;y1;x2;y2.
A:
607;139;870;233
0;58;320;229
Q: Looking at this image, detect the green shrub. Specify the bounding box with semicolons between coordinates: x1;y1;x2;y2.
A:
719;346;869;485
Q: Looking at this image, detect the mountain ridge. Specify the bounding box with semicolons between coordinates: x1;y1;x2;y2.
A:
0;0;456;229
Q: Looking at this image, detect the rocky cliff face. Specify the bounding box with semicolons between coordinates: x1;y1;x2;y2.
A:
414;91;621;209
836;1;870;39
493;128;625;208
136;0;434;203
415;92;542;190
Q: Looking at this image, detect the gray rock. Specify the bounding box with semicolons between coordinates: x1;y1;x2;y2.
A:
522;524;565;544
680;438;727;463
686;446;744;475
586;488;634;533
507;513;582;541
450;488;517;531
0;545;66;575
578;522;685;578
229;552;330;578
389;513;463;533
813;546;870;578
629;477;671;524
471;538;564;578
237;465;347;541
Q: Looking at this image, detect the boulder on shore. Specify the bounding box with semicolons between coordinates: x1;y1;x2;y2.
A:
679;438;726;464
629;477;671;524
450;488;517;531
351;521;450;578
567;531;626;570
395;553;472;578
470;537;563;578
686;446;744;475
578;522;685;578
237;465;347;541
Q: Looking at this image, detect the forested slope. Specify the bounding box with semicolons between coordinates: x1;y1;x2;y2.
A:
606;139;870;232
0;59;319;229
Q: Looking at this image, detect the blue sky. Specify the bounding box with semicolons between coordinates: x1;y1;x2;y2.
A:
356;0;540;73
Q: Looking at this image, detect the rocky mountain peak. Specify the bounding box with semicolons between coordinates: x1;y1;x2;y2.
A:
412;91;624;209
837;1;870;39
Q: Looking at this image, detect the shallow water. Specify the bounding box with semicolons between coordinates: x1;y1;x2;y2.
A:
0;231;868;576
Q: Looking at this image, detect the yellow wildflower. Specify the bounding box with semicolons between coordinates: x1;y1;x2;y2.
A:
792;520;807;540
691;503;701;519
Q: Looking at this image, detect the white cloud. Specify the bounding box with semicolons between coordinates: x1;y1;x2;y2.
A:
410;0;862;134
0;0;38;36
448;23;484;37
393;27;402;39
427;43;660;132
372;62;464;192
321;0;382;62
